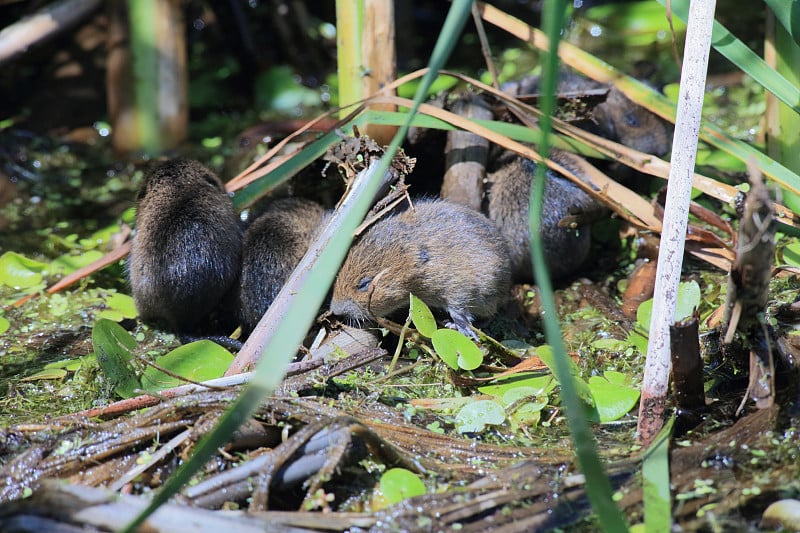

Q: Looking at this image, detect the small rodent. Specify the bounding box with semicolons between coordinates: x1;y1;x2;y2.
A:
238;198;326;336
503;70;672;157
487;149;600;281
330;198;511;336
129;159;243;335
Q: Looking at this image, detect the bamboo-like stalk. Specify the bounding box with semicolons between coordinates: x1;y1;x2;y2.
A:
637;0;717;447
336;0;397;144
765;11;800;212
108;0;186;154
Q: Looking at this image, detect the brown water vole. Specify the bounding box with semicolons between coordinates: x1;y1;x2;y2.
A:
238;198;326;336
330;198;511;336
129;159;243;334
487;149;601;281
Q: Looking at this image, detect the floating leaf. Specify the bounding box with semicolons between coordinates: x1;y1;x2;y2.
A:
537;345;594;407
431;328;483;370
409;293;437;338
20;368;68;381
51;250;104;274
455;399;506;433
96;292;138;321
92;319;139;399
141;340;233;392
478;373;555;403
0;316;9;334
588;371;641;423
0;251;47;288
636;280;702;334
374;468;426;508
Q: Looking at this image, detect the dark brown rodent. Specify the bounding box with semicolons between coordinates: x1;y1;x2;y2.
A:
237;198;326;336
129;159;243;334
487;150;600;281
331;199;511;335
504;70;672;157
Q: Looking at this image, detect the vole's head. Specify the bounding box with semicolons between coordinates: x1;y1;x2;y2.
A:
330;234;414;325
594;88;672;156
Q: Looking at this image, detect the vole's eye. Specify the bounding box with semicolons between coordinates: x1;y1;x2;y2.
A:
357;276;373;292
624;112;640;128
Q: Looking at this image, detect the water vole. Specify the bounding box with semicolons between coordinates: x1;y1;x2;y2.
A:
238;198;326;336
129;159;243;334
330;198;511;335
487;150;600;281
504;70;672;156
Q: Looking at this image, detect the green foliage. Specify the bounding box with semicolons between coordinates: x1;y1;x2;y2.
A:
409;294;485;371
254;66;322;112
409;293;437;337
93;320;233;398
642;416;674;533
430;329;483;371
455;399;506;433
375;468;426;507
92;319;140;399
141;340;233;391
587;371;641;424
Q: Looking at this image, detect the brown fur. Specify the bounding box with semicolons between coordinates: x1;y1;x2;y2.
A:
129;159;242;334
238;198;326;335
487;150;600;281
331;199;511;334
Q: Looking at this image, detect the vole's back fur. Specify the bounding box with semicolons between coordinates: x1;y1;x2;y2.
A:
238;198;326;336
129;159;242;334
487;150;599;281
331;198;511;335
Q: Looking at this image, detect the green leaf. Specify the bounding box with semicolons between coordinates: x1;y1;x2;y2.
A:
478;373;555;403
431;328;483;370
0;251;47;288
51;250;104;274
92;319;140;399
96;292;139;321
141;341;233;392
409;293;437;338
0;316;9;334
636;280;701;334
377;468;426;505
588;372;641;423
20;368;68;381
537;345;594;407
781;241;800;268
455;399;506;433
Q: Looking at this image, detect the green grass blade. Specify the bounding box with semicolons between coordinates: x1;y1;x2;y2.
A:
643;416;674;532
532;0;628;531
657;0;800;115
764;0;800;47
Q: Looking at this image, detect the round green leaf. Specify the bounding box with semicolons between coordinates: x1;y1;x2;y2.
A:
141;340;234;392
455;399;506;433
636;280;701;333
588;373;641;423
409;293;437;338
378;468;426;505
431;328;483;370
0;316;9;335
